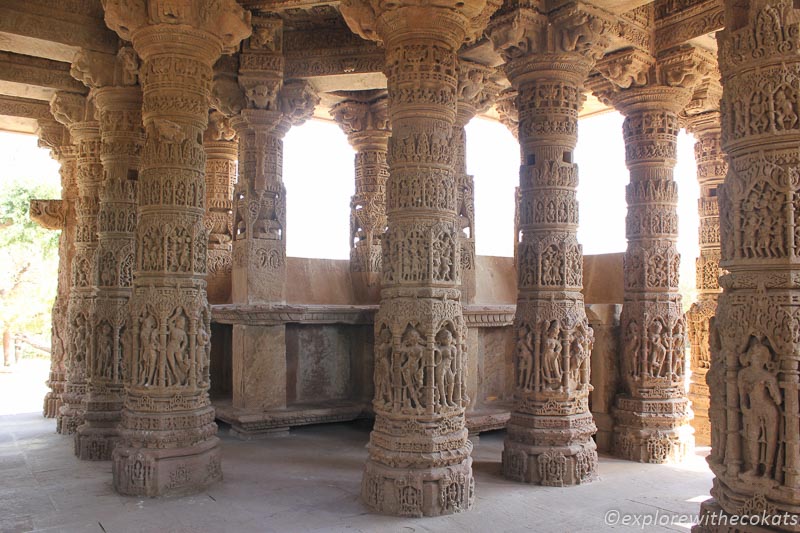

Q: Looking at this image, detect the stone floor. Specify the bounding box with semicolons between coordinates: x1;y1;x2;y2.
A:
0;362;715;533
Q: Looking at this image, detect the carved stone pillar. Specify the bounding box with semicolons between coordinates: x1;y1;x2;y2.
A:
204;111;237;305
331;91;390;304
32;119;77;419
593;46;714;463
226;16;317;306
341;0;499;516
454;61;497;305
215;16;317;419
102;0;250;496
695;2;800;528
488;1;613;486
69;47;144;460
495;88;521;262
685;110;724;447
50;92;102;436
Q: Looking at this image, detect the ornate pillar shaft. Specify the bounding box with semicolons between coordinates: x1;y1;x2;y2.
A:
696;2;800;527
204;111;237;305
50;92;102;436
70;47;144;460
215;17;317;417
102;0;250;496
488;1;612;486
616;93;692;463
341;0;499;516
454;62;497;305
32;119;77;419
331;91;390;303
231;110;289;304
685;111;724;448
593;46;714;464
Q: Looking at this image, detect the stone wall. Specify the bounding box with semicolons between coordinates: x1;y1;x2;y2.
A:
210;252;624;439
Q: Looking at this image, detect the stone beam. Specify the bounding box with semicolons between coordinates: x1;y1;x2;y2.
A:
0;95;51;119
0;95;53;134
283;28;384;79
654;0;723;53
0;0;118;63
0;51;86;101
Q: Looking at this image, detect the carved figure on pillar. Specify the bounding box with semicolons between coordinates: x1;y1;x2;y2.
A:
694;2;800;529
32;120;77;419
591;44;715;464
204;110;237;304
102;0;250;496
50;92;102;436
68;46;144;460
487;0;613;486
341;0;500;516
331;90;390;303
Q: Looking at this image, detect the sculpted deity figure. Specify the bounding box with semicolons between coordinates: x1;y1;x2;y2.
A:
738;341;782;479
434;329;457;408
196;325;210;385
648;320;667;377
671;327;685;380
569;331;589;389
374;328;392;406
625;320;641;377
541;321;563;388
165;314;189;386
516;325;534;390
399;328;425;411
96;323;113;379
73;314;88;364
140;315;158;386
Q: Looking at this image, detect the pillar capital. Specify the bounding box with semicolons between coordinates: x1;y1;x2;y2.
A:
102;0;251;58
341;0;499;47
455;61;500;127
330;91;390;150
70;46;140;90
487;1;614;85
29;200;66;231
495;88;519;139
593;45;716;116
49;92;91;131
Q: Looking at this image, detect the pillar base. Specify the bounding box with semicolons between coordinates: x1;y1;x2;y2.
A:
43;391;63;419
692;497;800;533
75;390;124;460
57;402;84;435
112;436;222;497
501;411;598;486
75;425;120;461
613;394;693;463
361;456;474;517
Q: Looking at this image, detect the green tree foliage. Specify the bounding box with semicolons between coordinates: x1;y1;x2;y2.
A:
0;176;60;356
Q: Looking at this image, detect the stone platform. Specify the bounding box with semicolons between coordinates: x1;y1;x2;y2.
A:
1;411;715;532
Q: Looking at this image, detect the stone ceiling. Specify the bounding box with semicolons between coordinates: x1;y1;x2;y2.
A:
0;0;722;134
